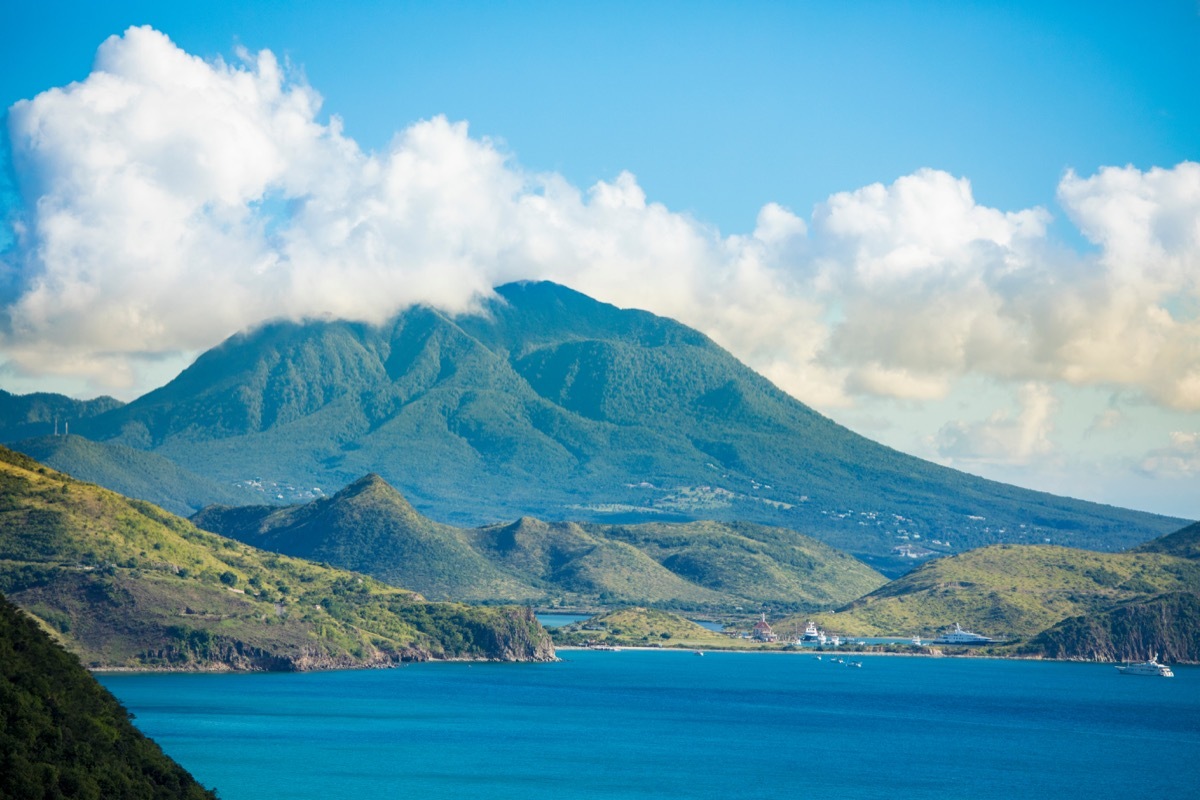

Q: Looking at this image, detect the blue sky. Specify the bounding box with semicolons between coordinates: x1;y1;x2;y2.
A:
1;2;1198;518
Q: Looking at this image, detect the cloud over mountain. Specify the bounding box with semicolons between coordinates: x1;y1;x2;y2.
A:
2;26;1198;422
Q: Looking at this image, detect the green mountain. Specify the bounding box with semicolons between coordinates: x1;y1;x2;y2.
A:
0;446;553;670
13;434;254;516
803;543;1200;641
0;593;217;799
193;473;887;613
8;282;1183;568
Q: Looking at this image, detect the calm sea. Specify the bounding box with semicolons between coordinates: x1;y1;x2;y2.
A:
99;651;1200;800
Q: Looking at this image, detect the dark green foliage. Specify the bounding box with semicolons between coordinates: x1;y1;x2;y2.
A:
0;593;217;799
0;390;123;443
6;282;1180;565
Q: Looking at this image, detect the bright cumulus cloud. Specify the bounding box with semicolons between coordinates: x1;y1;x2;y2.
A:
3;26;1200;430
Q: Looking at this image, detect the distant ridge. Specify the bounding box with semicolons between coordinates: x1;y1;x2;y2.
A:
194;472;887;612
12;434;252;516
6;281;1183;567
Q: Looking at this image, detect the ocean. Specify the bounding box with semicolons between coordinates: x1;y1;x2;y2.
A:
99;650;1200;799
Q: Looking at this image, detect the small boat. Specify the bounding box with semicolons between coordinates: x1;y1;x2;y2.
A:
694;650;704;656
847;661;862;668
1116;654;1174;677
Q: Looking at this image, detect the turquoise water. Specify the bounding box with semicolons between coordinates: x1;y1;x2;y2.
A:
535;613;725;632
535;613;593;627
100;651;1200;800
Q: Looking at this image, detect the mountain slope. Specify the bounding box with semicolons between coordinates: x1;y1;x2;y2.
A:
0;593;217;799
0;389;123;442
803;544;1200;639
11;434;253;516
0;447;553;669
194;473;887;612
18;281;1183;563
1133;520;1200;560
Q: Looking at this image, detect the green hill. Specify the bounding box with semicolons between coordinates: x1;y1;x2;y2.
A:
14;281;1181;567
1133;520;1200;560
12;434;253;516
0;447;553;670
801;544;1200;640
551;607;732;649
0;593;216;799
194;474;541;602
194;474;887;613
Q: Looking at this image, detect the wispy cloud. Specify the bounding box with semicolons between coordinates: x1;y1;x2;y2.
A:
933;383;1060;465
2;26;1198;426
1138;431;1200;478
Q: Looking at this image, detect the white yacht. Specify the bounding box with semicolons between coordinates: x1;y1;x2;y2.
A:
931;623;995;645
1116;654;1174;677
802;621;821;642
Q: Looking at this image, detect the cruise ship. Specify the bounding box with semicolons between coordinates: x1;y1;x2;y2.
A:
931;623;995;645
1115;654;1174;677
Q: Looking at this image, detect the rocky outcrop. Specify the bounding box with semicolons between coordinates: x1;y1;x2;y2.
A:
1022;592;1200;664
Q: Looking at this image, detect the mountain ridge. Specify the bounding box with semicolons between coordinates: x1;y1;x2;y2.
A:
193;472;888;612
4;281;1184;567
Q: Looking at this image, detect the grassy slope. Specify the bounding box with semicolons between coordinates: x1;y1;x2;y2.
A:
0;593;217;799
799;544;1200;639
552;607;732;649
194;475;887;613
0;447;553;670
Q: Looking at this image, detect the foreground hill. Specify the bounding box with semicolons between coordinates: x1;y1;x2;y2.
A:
18;281;1182;568
193;473;887;613
0;593;216;799
800;543;1200;641
0;447;553;669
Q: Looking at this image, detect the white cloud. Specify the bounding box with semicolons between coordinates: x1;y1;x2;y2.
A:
1;26;1199;423
1138;431;1200;479
933;383;1060;465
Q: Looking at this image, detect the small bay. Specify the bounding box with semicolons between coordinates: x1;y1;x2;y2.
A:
100;651;1200;800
